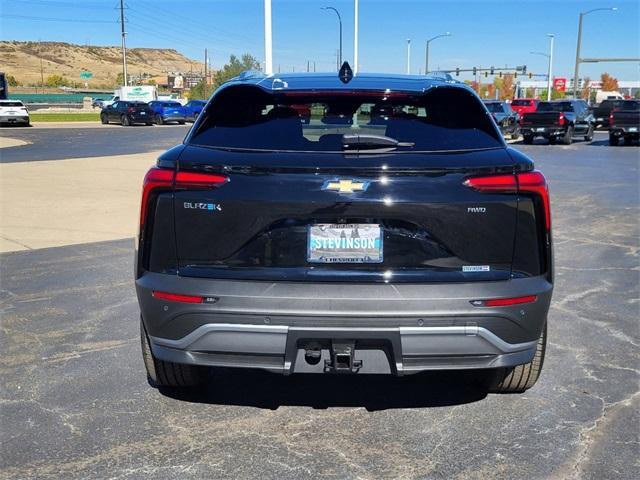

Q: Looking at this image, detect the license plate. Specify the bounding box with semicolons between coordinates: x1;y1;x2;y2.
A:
140;112;146;115
629;127;638;132
536;127;545;132
308;224;383;263
597;117;603;121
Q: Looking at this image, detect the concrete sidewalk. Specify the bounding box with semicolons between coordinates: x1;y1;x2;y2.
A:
0;151;160;252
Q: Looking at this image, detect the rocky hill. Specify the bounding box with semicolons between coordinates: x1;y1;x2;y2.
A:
0;41;204;87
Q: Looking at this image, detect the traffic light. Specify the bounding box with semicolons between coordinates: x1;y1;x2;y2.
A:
484;71;488;78
499;72;503;78
514;72;518;78
490;67;494;75
528;73;532;79
455;68;460;76
472;67;477;76
522;65;527;74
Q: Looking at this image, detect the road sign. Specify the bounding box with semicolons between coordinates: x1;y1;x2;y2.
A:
553;77;567;92
80;72;93;79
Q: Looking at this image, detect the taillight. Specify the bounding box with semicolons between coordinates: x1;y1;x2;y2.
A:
139;167;229;228
463;170;550;231
175;171;229;189
128;107;136;113
152;291;203;303
140;167;173;228
557;113;565;126
471;295;537;307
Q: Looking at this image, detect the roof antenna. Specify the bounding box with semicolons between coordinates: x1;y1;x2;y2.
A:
339;61;353;84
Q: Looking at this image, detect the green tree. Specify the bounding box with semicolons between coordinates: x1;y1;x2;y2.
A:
6;74;19;87
213;53;261;87
188;53;261;100
45;74;67;87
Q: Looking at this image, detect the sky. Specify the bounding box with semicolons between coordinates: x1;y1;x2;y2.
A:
1;0;639;81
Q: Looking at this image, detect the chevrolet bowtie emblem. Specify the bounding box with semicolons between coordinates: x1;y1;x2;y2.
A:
322;179;370;194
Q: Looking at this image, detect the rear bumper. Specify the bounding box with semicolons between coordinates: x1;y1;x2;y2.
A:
522;127;565;137
610;127;639;136
137;273;552;375
0;115;29;124
161;114;186;122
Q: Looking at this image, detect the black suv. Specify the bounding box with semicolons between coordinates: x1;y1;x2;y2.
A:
483;100;520;140
100;101;154;126
136;68;553;393
520;99;594;145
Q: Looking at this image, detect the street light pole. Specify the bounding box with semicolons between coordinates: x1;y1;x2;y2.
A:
425;32;451;74
546;34;554;101
406;39;411;74
264;0;273;75
572;7;617;97
321;7;342;70
353;0;359;74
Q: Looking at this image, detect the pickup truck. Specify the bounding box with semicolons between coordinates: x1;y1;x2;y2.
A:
609;100;640;146
593;99;626;129
510;98;539;117
521;100;594;145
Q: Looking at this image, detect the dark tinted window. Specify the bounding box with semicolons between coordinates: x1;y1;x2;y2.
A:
511;100;532;106
190;86;503;153
0;101;24;107
484;102;505;113
163;102;181;107
537;102;574;112
619;101;640;111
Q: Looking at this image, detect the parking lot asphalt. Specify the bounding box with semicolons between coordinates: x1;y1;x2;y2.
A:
0;129;638;479
0;123;189;163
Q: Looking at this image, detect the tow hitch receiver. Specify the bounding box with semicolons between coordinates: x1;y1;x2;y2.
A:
325;340;362;373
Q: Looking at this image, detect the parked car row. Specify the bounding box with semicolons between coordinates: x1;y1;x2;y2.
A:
483;97;639;146
100;99;206;126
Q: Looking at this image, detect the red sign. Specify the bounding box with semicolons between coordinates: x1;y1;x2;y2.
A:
553;77;567;92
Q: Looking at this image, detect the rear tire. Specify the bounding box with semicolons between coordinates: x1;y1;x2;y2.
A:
490;323;547;393
121;115;130;126
155;114;164;125
100;114;109;124
178;120;186;125
140;318;203;388
523;133;534;144
510;128;520;141
562;125;573;145
548;136;557;145
609;134;619;146
145;122;153;126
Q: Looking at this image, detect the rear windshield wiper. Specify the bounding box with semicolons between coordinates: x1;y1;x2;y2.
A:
342;134;415;151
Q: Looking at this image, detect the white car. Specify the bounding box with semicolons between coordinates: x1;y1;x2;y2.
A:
0;100;30;126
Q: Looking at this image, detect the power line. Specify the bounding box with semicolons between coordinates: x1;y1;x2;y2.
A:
0;14;117;23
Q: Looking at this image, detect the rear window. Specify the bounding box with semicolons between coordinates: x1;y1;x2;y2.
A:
1;101;24;107
163;102;181;108
537;102;573;112
484;102;504;113
511;100;532;107
619;101;640;111
189;86;502;153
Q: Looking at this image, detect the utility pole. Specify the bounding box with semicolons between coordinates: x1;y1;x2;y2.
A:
406;39;411;75
573;7;617;97
546;34;554;101
204;48;208;86
119;0;128;86
264;0;273;74
307;60;310;73
353;0;359;74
